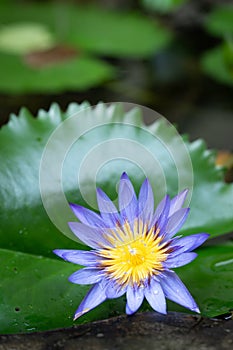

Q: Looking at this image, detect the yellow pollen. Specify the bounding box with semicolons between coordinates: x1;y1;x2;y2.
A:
98;220;169;287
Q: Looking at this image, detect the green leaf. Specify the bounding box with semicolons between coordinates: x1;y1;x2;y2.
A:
141;0;187;13
0;248;125;334
65;6;172;57
1;243;232;334
1;102;233;333
0;23;55;55
173;243;233;317
0;2;172;58
0;53;114;93
201;45;233;86
0;2;171;93
0;102;232;258
204;5;233;37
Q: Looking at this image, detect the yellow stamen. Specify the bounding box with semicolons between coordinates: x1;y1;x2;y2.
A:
98;220;169;287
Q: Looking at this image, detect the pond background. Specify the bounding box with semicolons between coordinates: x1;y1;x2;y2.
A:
0;0;232;150
0;0;233;335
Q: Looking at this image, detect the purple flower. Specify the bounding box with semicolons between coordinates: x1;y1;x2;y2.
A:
54;173;209;320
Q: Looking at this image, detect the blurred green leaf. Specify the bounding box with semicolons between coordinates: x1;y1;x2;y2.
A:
205;5;233;37
0;53;114;93
0;23;55;55
0;2;172;93
201;44;233;86
66;7;172;57
0;2;172;58
141;0;187;13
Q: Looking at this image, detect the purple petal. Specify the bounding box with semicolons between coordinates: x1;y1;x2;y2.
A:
165;208;190;239
118;172;137;225
126;286;144;314
160;270;200;313
70;204;106;228
151;195;170;231
152;195;169;225
138;178;154;225
53;249;98;266
105;282;126;299
69;267;103;284
169;189;189;216
96;188;121;228
73;282;107;320
170;233;209;257
145;279;167;314
68;222;107;249
165;252;197;268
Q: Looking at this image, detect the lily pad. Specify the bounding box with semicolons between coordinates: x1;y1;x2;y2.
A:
0;53;114;93
0;2;172;58
201;45;233;86
0;242;232;333
0;248;125;334
0;2;172;93
0;102;233;257
0;23;56;55
141;0;187;13
204;5;233;37
0;102;233;333
174;243;233;318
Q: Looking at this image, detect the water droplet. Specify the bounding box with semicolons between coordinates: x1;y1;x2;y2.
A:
18;227;28;235
213;258;233;271
27;327;36;332
96;333;104;338
153;290;159;295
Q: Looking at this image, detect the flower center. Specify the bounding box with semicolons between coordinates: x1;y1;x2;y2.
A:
98;220;169;287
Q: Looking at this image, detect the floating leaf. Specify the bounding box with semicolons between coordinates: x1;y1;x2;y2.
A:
65;6;172;57
0;102;233;333
0;242;232;333
0;2;172;93
172;243;233;317
204;5;233;37
141;0;187;13
0;53;114;93
0;23;55;55
201;45;233;86
0;2;172;58
0;102;232;257
0;248;125;334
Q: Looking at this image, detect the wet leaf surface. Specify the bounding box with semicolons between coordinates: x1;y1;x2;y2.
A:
0;102;233;333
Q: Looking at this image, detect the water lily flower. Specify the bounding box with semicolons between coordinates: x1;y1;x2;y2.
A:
54;173;209;320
